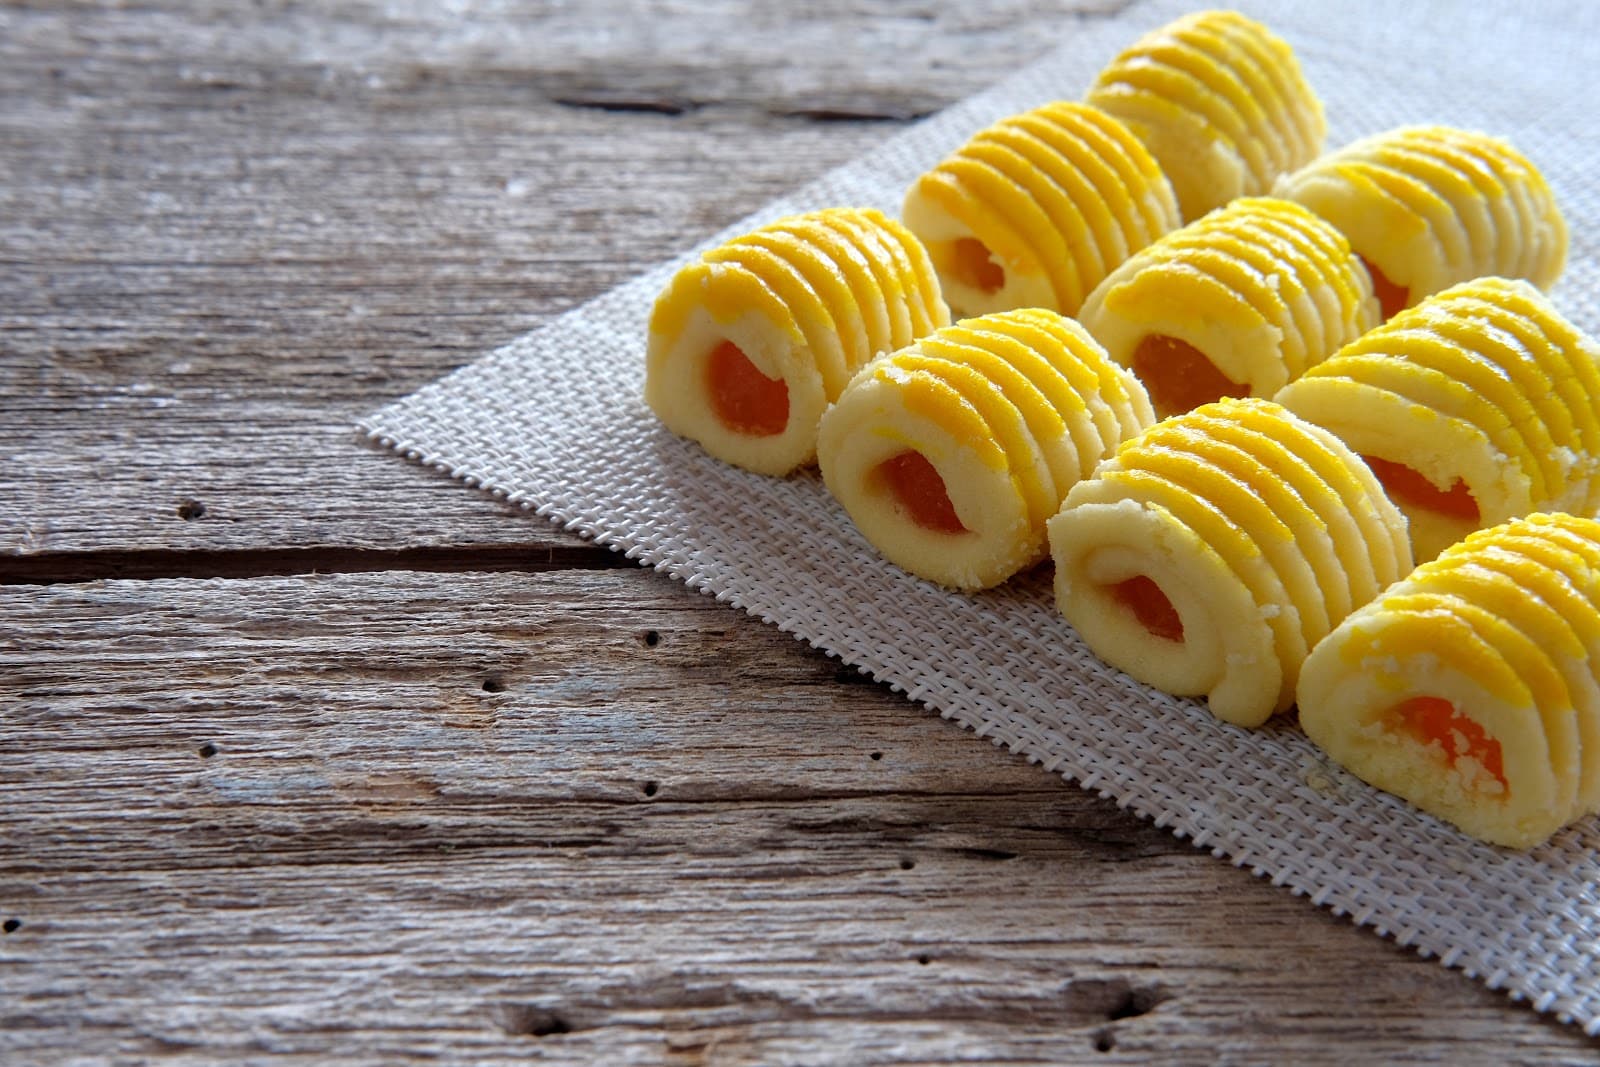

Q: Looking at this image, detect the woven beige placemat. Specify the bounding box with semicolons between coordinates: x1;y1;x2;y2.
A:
361;0;1600;1031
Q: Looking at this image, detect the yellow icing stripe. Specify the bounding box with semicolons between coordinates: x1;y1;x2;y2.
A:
918;331;1078;503
1452;285;1600;456
1181;21;1308;165
735;229;870;380
995;115;1132;266
875;360;1007;471
1094;462;1307;689
1183;406;1364;602
986;311;1133;450
1141;421;1336;642
1414;305;1580;464
1030;101;1179;245
823;210;929;342
961;135;1104;298
937;153;1084;310
890;350;1054;526
860;207;950;334
772;217;893;361
1133;38;1278;177
703;241;847;386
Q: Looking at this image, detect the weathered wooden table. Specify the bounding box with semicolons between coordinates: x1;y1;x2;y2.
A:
5;2;1598;1062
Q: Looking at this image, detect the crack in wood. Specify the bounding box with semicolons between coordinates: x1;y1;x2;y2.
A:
775;105;934;123
552;95;701;116
0;544;633;586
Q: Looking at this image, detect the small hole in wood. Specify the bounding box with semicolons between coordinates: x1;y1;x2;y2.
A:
643;630;660;648
915;953;931;965
642;780;659;797
1094;1030;1115;1053
176;499;207;521
3;919;20;934
899;857;915;871
197;742;218;758
1107;986;1164;1021
869;751;883;761
498;1003;572;1038
482;676;506;693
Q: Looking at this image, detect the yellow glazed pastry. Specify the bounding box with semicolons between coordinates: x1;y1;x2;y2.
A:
1274;277;1600;563
818;309;1154;591
901;100;1180;319
1087;10;1325;221
645;207;949;476
1048;397;1412;728
1298;513;1600;849
1075;197;1380;419
1274;125;1567;318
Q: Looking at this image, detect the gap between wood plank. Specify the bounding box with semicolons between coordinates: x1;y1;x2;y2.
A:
0;543;634;586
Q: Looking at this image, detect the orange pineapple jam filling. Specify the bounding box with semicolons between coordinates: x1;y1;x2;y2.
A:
876;450;966;533
1132;334;1250;419
1390;695;1507;790
1359;255;1410;320
706;340;788;436
1362;455;1480;522
1111;575;1184;643
946;237;1006;294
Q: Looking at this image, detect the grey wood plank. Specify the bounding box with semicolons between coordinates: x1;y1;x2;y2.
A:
1;0;1113;559
2;570;1595;1064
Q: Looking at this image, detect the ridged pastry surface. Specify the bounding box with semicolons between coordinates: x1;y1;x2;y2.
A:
1048;397;1411;728
645;207;948;476
1275;277;1600;562
1299;513;1600;849
1087;9;1326;221
818;308;1153;591
1275;125;1568;318
902;100;1180;319
1077;196;1380;419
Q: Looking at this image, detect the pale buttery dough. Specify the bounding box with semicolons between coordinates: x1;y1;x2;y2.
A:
1298;512;1600;849
1047;396;1412;729
645;207;949;476
1275;277;1600;563
1274;125;1568;319
1087;9;1326;222
901;100;1180;320
1076;196;1381;419
818;308;1153;591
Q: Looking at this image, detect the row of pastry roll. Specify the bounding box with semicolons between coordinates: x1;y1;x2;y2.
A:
904;9;1325;317
645;7;1569;485
1053;281;1600;707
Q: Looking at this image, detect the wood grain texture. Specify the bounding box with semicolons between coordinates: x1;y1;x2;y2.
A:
0;0;1121;559
4;570;1592;1065
4;0;1599;1062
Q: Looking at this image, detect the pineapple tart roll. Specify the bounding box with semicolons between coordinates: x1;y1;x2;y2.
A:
1075;197;1380;419
645;207;949;476
1275;125;1567;319
901;100;1180;319
1275;277;1600;563
1087;9;1326;221
1048;397;1411;728
1299;513;1600;849
817;308;1153;591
